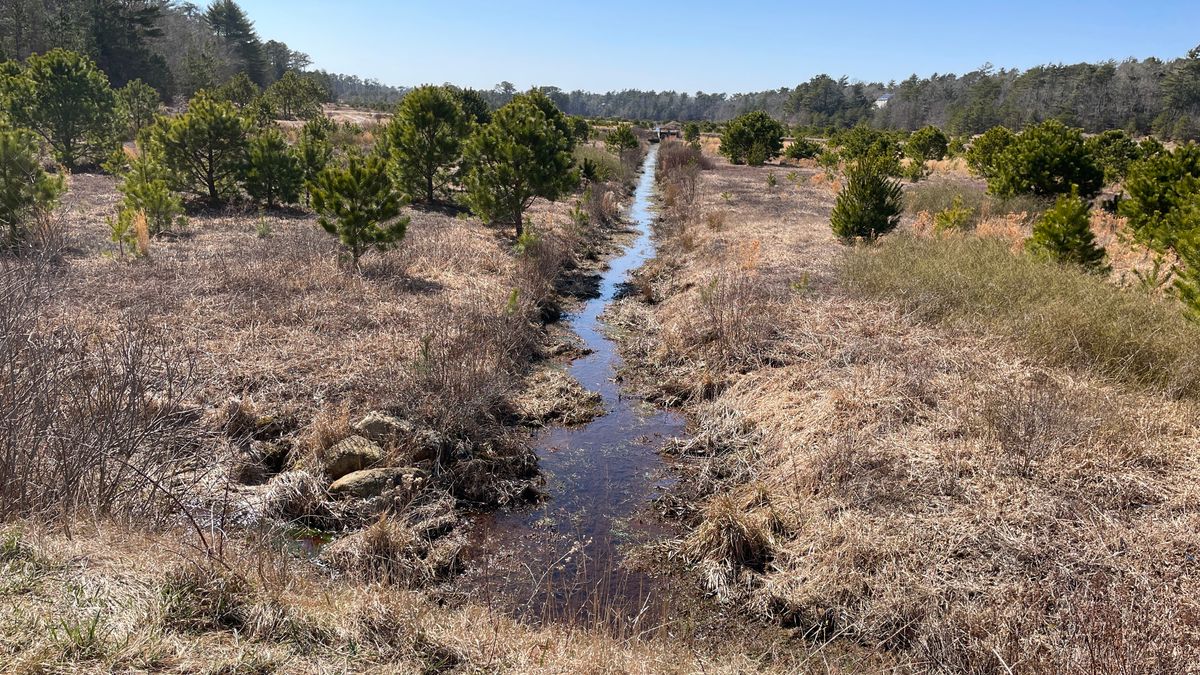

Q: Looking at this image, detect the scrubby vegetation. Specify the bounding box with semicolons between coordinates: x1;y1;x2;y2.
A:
843;235;1199;396
719;111;785;165
830;155;903;242
7;3;1200;671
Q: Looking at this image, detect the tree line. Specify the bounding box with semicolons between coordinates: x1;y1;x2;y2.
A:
7;3;1197;139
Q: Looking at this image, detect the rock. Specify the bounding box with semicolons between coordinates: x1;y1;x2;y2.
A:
352;412;415;444
328;467;424;499
323;435;383;480
413;429;447;463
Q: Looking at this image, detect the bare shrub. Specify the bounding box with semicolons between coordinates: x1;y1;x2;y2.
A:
514;226;577;320
380;291;538;489
658;141;714;177
581;181;621;226
979;375;1096;477
0;263;208;524
668;270;784;373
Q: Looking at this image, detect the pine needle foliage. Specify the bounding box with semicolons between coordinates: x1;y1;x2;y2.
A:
383;85;471;204
1026;188;1109;274
462;91;575;237
830;155;903;243
244;128;302;209
157;92;249;205
309;152;408;269
0;127;65;247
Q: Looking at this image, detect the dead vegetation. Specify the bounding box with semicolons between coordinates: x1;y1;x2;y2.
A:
1;524;770;673
0;148;681;670
613;142;1200;671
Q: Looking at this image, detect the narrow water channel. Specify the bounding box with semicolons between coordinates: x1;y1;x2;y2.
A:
462;145;687;627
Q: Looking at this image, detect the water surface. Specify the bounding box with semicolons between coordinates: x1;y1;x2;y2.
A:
462;146;687;627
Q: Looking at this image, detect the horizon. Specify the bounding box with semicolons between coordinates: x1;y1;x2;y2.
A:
236;0;1200;93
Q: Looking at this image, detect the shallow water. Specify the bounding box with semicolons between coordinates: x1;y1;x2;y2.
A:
461;146;687;627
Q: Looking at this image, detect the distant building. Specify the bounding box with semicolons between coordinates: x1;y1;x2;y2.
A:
874;94;893;109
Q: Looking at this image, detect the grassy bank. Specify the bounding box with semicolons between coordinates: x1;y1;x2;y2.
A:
609;141;1200;672
842;234;1200;398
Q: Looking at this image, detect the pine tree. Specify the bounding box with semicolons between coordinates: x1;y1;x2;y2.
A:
116;147;184;235
720;111;785;165
905;126;949;162
116;78;161;139
214;72;260;109
988;120;1104;198
462;91;576;237
9;49;119;169
0;127;65;247
965;126;1015;178
243;127;301;209
157;91;248;204
383;85;470;204
605;123;639;157
297;120;332;206
309;152;408;269
830;155;903;243
204;0;267;87
450;87;492;125
1175;230;1200;322
1119;143;1200;255
264;71;323;120
1026;188;1109;273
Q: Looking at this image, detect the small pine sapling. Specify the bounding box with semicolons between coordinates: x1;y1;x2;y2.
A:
310;152;409;269
1025;188;1109;274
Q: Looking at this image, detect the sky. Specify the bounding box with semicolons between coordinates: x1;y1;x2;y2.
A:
236;1;1200;93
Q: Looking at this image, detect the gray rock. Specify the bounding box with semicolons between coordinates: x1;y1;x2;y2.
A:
328;467;424;499
323;435;383;480
352;412;415;444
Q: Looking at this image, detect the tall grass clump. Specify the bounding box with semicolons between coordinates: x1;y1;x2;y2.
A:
841;235;1200;397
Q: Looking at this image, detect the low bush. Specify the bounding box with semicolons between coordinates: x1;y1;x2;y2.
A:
841;235;1200;397
0;128;65;248
0;264;206;523
1025;189;1109;273
965;125;1014;178
905;126;949;162
988;120;1104;198
830;156;903;243
720;111;785;166
784;137;821;160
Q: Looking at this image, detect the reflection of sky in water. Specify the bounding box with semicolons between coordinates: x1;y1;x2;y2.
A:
462;146;688;626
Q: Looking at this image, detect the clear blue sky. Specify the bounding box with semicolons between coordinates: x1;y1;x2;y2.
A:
237;1;1200;93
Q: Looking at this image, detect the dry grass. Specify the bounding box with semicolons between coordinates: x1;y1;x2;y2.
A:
842;235;1200;398
0;523;779;673
613;141;1200;671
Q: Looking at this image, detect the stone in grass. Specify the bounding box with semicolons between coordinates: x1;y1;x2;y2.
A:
352;412;415;444
328;467;425;499
323;435;383;480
